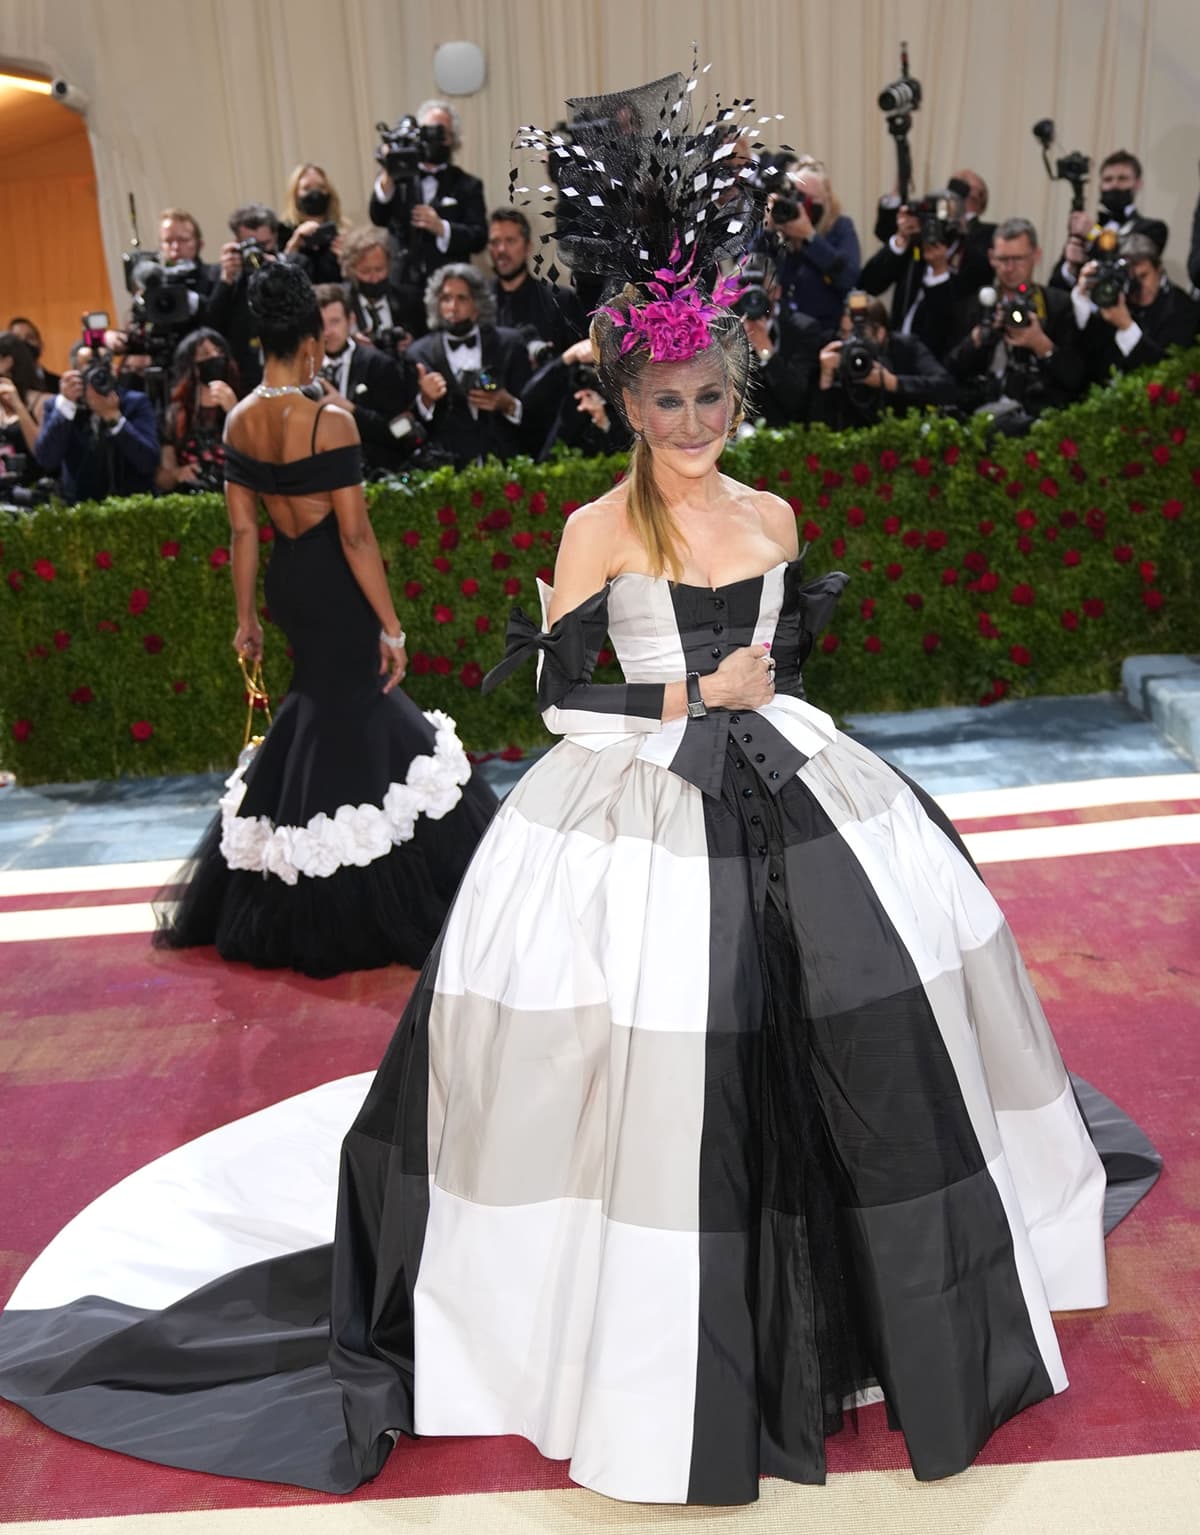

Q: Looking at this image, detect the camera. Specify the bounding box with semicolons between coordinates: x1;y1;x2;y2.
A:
1088;230;1130;309
1032;119;1091;212
458;368;497;394
770;195;800;228
126;260;196;328
515;324;556;370
909;189;965;247
839;291;879;384
732;253;773;321
997;284;1036;330
0;472;55;510
879;42;922;119
375;115;449;180
372;324;411;359
299;221;339;254
237;237;269;272
569;362;601;393
196;356;229;385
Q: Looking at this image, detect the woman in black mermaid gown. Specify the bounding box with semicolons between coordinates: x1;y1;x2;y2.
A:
156;263;494;976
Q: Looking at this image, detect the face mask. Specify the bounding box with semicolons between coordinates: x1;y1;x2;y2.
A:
356;277;389;300
447;317;476;337
196;356;227;384
297;189;330;217
1099;187;1131;219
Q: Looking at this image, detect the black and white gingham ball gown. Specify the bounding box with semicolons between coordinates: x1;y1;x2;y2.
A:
0;557;1160;1502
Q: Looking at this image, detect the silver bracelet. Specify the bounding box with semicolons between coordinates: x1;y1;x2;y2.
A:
380;628;407;650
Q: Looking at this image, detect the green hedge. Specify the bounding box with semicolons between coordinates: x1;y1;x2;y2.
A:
3;350;1199;786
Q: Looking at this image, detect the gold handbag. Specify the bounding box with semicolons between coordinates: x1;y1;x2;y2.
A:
237;652;273;765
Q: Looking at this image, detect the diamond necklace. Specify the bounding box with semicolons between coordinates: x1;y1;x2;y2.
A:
254;383;309;398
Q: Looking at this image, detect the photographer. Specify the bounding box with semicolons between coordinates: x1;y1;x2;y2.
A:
314;284;421;477
338;225;410;355
369;99;487;338
812;295;956;431
734;258;821;427
946;219;1086;429
766;158;861;337
8;317;60;395
1052;150;1168;292
407;264;530;468
0;332;52;469
872;171;995;288
154;208;219;314
156;330;241;493
1071;233;1200;383
280;165;346;285
527;338;630;460
34;340;159;504
206;203;282;389
488;207;586;357
861;188;980;361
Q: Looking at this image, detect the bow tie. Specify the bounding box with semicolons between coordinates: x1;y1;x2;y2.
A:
447;330;480;352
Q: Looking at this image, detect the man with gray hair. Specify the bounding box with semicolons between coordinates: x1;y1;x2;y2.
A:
407;263;531;466
1070;230;1199;383
368;98;487;339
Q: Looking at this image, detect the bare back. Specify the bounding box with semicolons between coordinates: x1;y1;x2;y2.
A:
224;393;354;538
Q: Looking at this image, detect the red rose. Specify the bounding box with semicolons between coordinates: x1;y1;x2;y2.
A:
481;508;512;531
1024;449;1040;468
1113;545;1133;564
1139;561;1157;583
461;578;479;596
537;566;554;582
258;524;274;544
1170;426;1186;445
172;680;188;694
27;644;48;660
560;500;581;518
1146;380;1164;403
439;528;459;551
847;505;866;527
864;634;882;653
1009;645;1032;667
52;629;71;651
597;648;614;666
529;491;547;516
821;633;839;654
827;467;848;488
977;571;1000;594
912;456;932;478
831;536;847;558
805;453;820;473
433;556;451;573
803;520;823;542
33;558;56;582
437;506;457;525
7;569;24;592
503;577;521;596
1061;610;1079;630
470;490;485;508
963;550;988;574
1017;535;1034;554
410;651;431;675
1082;597;1105;619
160;540;180;558
432;655;453;676
128;587;150;615
1063;549;1081;567
1142;587;1164;610
928;485;941;500
503;481;523;502
901;529;922;550
475;614;491;634
882;515;901;535
12;719;31;742
1042;527;1059;542
460;661;483;688
405;580;423;599
492;551;512;571
940;567;959;586
1166;388;1180;406
1010;584;1035;606
922;632;941;653
777;467;792;483
1059;438;1079;459
860;559;874;572
876;483;894;501
925;529;947;551
209;547;230;569
97;619;120;634
130;720;154;741
1085;508;1106;533
942;445;960;466
500;744;525;762
1162;499;1183;521
817;492;830;509
860;598;876;621
512;531;534;550
880;448;900;472
787;497;804;517
433;605;453;624
142;633;164;654
70;685;95;704
402;530;421;547
978;519;995;536
94;550;113;570
904;592;924;609
1121;461;1145;478
1059;509;1079;527
978;613;1000;639
1015;509;1037;529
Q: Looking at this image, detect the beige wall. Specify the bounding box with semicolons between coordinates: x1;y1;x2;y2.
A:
2;0;1198;309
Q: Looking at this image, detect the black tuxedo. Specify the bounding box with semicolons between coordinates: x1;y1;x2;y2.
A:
493;274;587;354
407;323;531;467
945;284;1087;415
1049;209;1170;293
350;284;413;346
335;343;420;475
859;246;970;361
206;276;264;388
1079;283;1200;383
753;308;822;427
811;332;957;431
368;164;487;337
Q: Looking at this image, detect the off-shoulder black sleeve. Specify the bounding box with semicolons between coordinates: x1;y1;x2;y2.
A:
482;586;665;734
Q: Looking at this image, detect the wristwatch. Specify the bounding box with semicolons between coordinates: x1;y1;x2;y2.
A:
685;671;707;719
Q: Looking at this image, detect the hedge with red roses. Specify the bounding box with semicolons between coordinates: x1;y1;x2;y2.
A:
3;348;1198;785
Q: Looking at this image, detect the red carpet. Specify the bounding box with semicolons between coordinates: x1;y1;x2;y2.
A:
0;835;1197;1521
